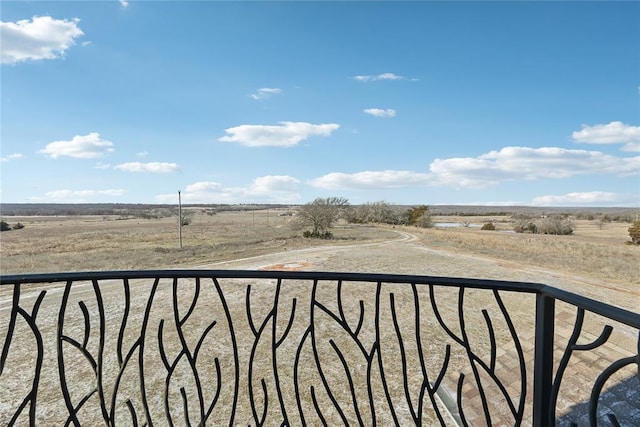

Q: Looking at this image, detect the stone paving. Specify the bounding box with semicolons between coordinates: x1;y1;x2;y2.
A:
444;303;639;426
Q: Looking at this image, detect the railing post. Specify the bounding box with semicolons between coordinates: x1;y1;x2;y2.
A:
533;294;555;427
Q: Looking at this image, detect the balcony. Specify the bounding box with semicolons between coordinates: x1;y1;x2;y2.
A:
1;270;638;426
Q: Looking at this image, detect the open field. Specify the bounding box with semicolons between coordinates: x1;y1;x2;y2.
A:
1;209;638;289
1;207;638;313
0;209;394;274
1;207;639;425
416;215;639;287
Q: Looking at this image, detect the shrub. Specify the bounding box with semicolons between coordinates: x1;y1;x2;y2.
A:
629;221;640;245
537;216;574;235
303;230;333;239
481;222;496;231
513;216;574;235
513;219;537;234
512;215;535;233
405;205;432;228
0;220;10;232
181;213;194;226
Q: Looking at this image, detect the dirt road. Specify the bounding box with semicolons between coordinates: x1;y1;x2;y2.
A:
196;227;638;314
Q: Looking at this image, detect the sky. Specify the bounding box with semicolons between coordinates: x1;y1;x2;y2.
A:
1;1;639;207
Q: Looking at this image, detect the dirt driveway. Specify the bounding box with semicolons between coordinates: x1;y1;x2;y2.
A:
195;228;638;313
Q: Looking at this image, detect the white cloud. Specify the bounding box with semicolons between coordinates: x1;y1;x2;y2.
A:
531;191;639;207
364;108;396;118
352;73;408;82
157;175;301;204
136;150;148;157
43;189;125;202
114;162;178;173
119;0;129;7
184;181;223;193
1;16;84;64
310;170;431;190
429;146;640;188
572;121;640;151
219;121;340;147
160;181;224;203
248;175;300;195
1;153;24;162
39;133;115;159
250;87;281;100
310;146;639;191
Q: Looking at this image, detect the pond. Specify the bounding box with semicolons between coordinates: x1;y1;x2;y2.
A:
433;222;481;228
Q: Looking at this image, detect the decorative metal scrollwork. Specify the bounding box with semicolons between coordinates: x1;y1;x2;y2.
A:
1;271;638;426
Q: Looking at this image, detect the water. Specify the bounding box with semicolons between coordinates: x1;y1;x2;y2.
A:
433;222;481;228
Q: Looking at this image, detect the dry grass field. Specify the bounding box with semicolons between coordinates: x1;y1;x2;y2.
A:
421;215;639;287
1;209;637;289
1;208;638;316
1;208;638;425
0;209;394;274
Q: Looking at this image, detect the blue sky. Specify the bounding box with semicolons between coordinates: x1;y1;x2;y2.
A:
1;1;639;206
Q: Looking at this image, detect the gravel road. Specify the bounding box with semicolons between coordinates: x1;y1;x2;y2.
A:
196;228;638;313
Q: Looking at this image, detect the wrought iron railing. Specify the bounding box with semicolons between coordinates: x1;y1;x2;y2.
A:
1;270;638;426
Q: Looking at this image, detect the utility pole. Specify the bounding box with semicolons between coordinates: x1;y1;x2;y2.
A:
178;191;183;249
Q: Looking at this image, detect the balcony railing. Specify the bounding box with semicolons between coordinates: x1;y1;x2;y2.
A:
1;270;638;426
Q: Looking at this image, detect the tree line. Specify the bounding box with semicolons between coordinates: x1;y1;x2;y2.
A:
295;198;433;238
294;197;640;244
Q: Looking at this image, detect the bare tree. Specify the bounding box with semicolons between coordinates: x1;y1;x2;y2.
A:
351;200;397;224
296;197;350;236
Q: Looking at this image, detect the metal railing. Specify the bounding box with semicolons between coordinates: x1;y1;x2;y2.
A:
1;270;638;426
